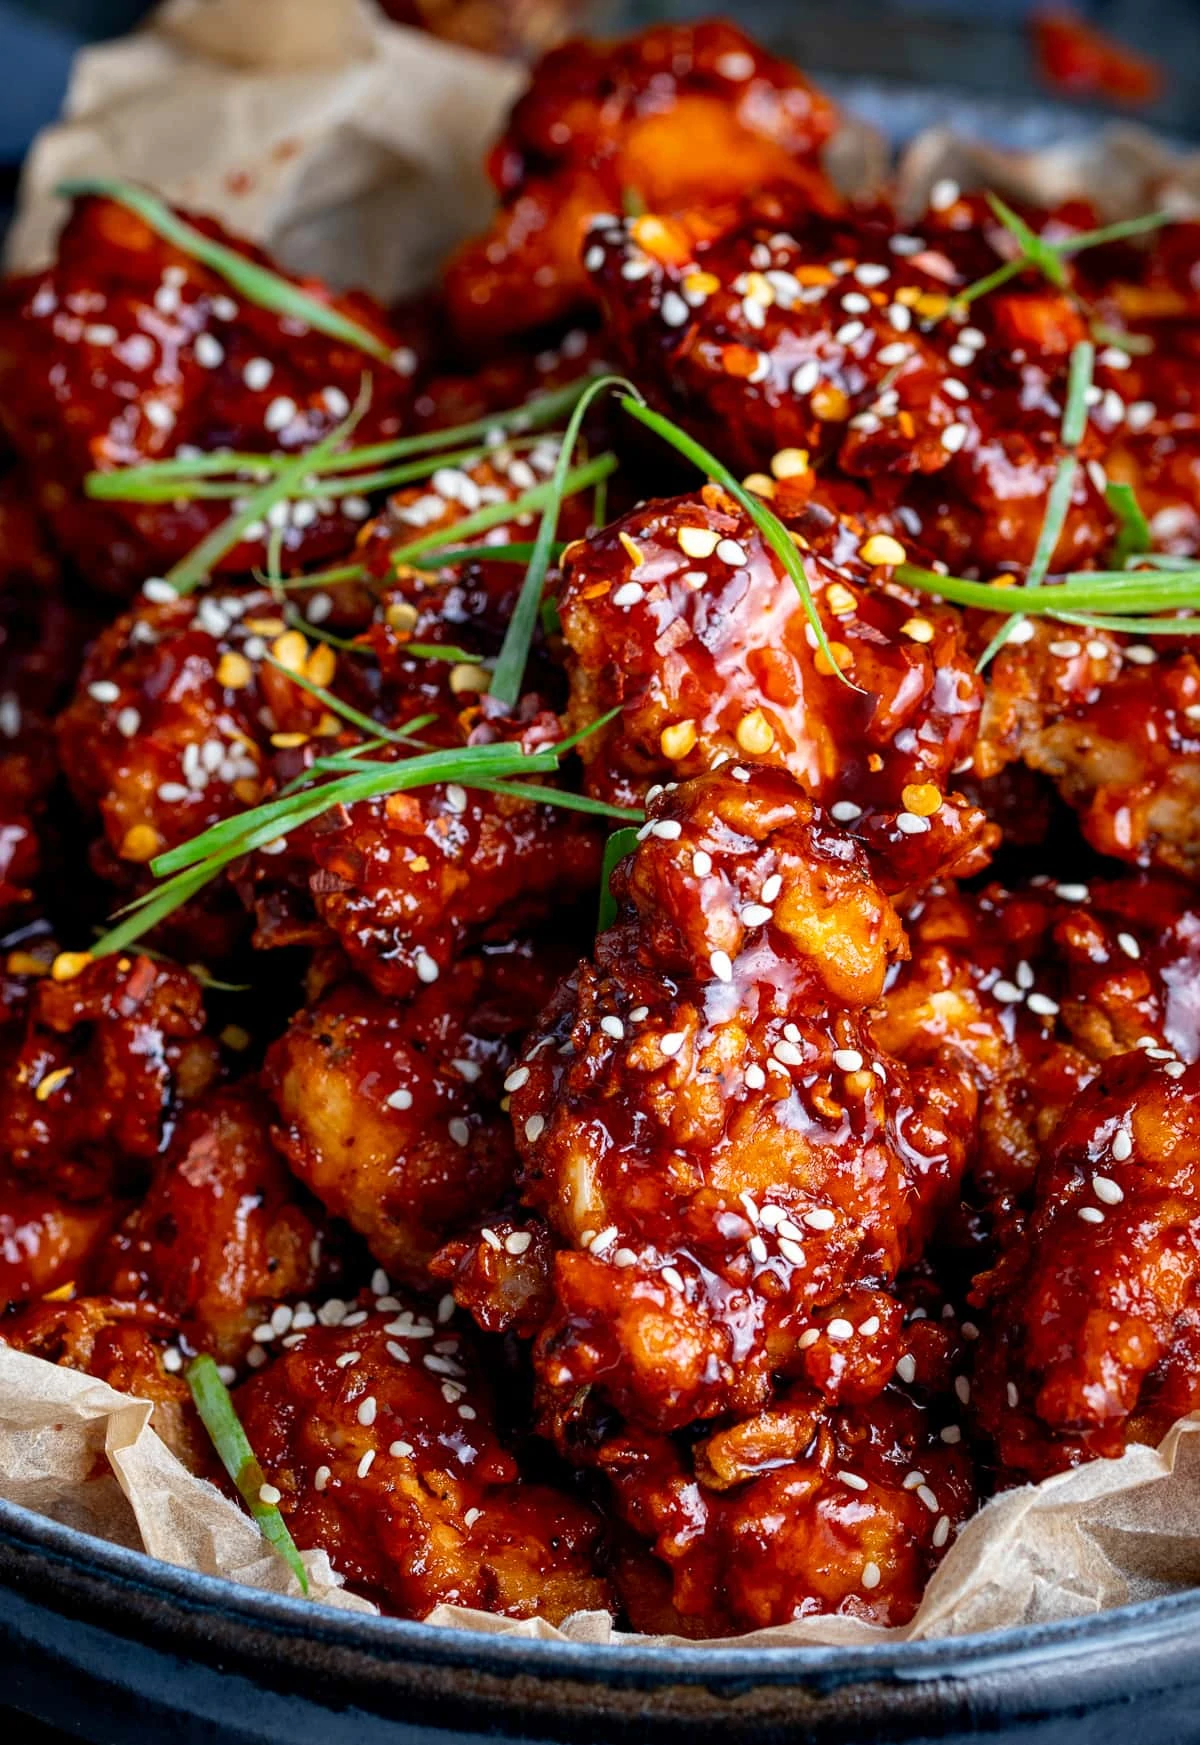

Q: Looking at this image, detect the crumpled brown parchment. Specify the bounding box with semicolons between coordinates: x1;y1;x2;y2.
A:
4;0;524;300
6;0;1200;1650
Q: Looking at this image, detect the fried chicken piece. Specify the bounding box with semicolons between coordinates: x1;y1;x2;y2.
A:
588;203;1116;574
234;1302;614;1622
1;1294;202;1466
0;195;416;595
97;1085;339;1363
558;483;993;891
442;20;840;348
977;620;1200;877
509;768;973;1432
250;699;602;999
600;1377;973;1633
429;1211;556;1338
877;870;1200;1212
971;1052;1200;1482
0;1183;119;1310
1;952;220;1201
264;939;564;1282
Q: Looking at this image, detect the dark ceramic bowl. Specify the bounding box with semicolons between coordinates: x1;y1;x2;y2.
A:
4;1496;1200;1744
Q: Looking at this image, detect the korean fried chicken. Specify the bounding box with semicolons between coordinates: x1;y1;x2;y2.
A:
0;195;416;595
556;482;994;888
234;1303;613;1622
441;20;840;348
971;1053;1200;1483
264;939;568;1282
509;768;973;1432
10;15;1200;1640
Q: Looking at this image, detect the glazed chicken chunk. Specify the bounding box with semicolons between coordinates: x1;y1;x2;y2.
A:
509;767;973;1431
234;1301;614;1622
557;482;994;889
441;19;840;347
0;195;415;594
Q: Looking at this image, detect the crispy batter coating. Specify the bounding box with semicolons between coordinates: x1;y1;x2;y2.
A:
98;1085;338;1363
0;196;415;594
0;1182;119;1310
234;1303;614;1622
557;482;994;890
442;20;839;347
600;1381;973;1631
509;768;972;1431
978;620;1200;877
1;953;220;1201
264;939;565;1281
971;1053;1200;1482
1;1294;201;1465
877;870;1200;1209
588;204;1116;573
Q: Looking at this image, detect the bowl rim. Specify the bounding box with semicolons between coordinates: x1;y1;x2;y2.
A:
5;1491;1200;1685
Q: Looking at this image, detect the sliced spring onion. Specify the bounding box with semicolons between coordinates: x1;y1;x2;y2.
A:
1106;480;1152;568
597;826;642;931
186;1354;309;1595
58;178;395;366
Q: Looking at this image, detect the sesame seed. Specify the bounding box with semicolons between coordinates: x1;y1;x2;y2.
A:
661;291;690;328
264;395;297;433
745;1063;766;1089
827;1318;854;1341
778;1237;806;1266
504;1067;530;1093
955;1376;971;1405
773;1039;804;1067
386;1087;413;1111
941;422;969;452
88;680;120;704
357;1450;376;1478
896;1354;917;1384
1007;1383;1020;1408
862;1560;882;1589
1093;1175;1123;1205
661;1032;686;1057
917;1485;939;1512
662;1265;686;1293
448;1118;470;1148
932;1517;951;1549
1117;932;1141;959
524;1115;545;1142
710;950;734;983
888;303;912;332
389;1440;415;1459
831;800;863;823
791;359;821;396
116;706;141;737
805;1208;836;1231
855;262;890;287
839;1470;869;1491
243;357;273;390
1049;639;1081;659
195;333;224;368
505;1230;533;1256
600;1016;626;1040
613;582;644;608
314;1466;331;1491
715;538;747;566
357;1396;377;1426
897;813;931;835
930;178;959;211
1055;883;1089;901
415;951;439;984
652;819;682;839
833;1047;864;1072
742;904;772;927
1078;1206;1105;1224
678;525;720;559
835;320;865;345
258;1484;282;1505
1027;993;1059;1017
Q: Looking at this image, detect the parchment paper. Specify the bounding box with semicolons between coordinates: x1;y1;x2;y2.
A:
4;0;524;300
7;0;1200;1648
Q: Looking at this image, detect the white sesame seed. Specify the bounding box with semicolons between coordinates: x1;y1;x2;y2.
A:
1027;993;1060;1017
600;1016;626;1040
448;1118;470;1148
1117;932;1141;959
839;1469;869;1491
805;1208;836;1231
264;395;297;433
357;1450;376;1478
1049;639;1081;658
742;904;772;927
955;1376;971;1405
1007;1382;1020;1409
826;1318;854;1341
862;1560;882;1589
88;680;120;704
258;1484;282;1505
1111;1127;1132;1165
243;357;273;391
831;800;863;823
1055;883;1089;901
116;706;141;737
836;320;865;346
692;850;713;877
897;812;931;835
314;1465;331;1491
778;1237;807;1266
661;291;690;328
661;1265;686;1293
773;1039;804;1067
710;950;734;983
389;1440;415;1459
791;359;821;395
930;178;959;212
940;422;969;453
896;1354;917;1384
1092;1175;1123;1205
888;303;912;332
858;1316;881;1337
716;539;747;567
917;1485;939;1512
524;1114;545;1142
613;582;645;608
415;950;439;984
855;262;890;287
833;1047;864;1072
386;1087;413;1112
932;1517;951;1549
194;332;224;369
745;1063;766;1090
505;1230;533;1256
1078;1206;1105;1224
660;1032;685;1057
357;1396;377;1427
652;819;682;840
